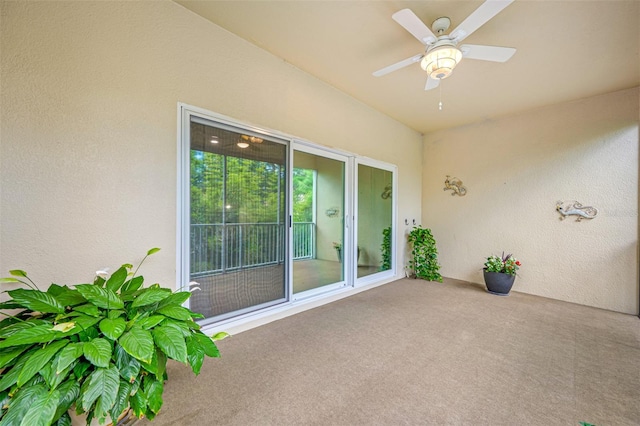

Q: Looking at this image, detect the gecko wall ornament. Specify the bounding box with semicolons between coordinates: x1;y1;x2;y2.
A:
556;200;598;222
381;184;392;200
325;207;340;218
443;175;467;196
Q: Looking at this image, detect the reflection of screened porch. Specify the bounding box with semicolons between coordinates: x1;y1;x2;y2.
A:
190;222;314;277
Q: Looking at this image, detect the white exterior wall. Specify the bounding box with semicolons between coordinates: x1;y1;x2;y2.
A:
423;88;639;314
0;1;422;294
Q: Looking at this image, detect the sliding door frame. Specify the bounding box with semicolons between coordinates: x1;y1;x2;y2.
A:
354;157;398;287
290;141;354;301
178;103;399;328
177;104;291;323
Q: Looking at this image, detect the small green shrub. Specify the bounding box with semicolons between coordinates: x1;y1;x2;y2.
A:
407;226;443;282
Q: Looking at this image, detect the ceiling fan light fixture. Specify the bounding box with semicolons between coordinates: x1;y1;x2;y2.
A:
420;46;462;80
237;142;249;148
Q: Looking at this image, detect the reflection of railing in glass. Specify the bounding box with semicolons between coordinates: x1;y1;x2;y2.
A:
190;222;314;276
293;222;314;260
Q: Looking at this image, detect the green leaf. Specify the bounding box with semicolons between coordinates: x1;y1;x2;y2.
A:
108;310;125;320
46;316;100;342
212;331;230;341
0;345;31;369
114;344;140;383
0;324;62;349
162;319;191;336
129;389;147;419
17;340;68;386
121;276;144;294
156;349;167;380
141;348;167;381
110;380;132;422
119;327;154;363
0;351;29;391
54;413;72;426
99;317;126;340
190;311;205;320
156;291;191;308
194;332;221;358
186;336;205;375
0;384;47;425
156;305;193;321
73;303;101;317
144;376;164;414
74;284;124;310
0;277;21;283
147;248;161;256
152;325;187;363
82;366;120;415
140;349;157;376
56;343;85;374
93;275;106;287
72;360;91;379
105;266;128;293
131;288;172;308
7;289;65;313
77;326;100;343
53;380;80;421
0;301;23;309
44;350;77;390
0;319;50;339
136;315;165;329
20;388;60;426
9;269;28;277
83;338;112;368
47;285;86;307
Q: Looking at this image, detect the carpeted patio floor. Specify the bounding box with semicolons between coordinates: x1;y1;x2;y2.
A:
136;277;640;425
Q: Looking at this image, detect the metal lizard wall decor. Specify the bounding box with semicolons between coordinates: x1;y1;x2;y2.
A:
444;175;467;196
556;200;598;222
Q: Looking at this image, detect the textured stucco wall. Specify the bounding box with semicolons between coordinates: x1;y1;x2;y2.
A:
0;1;422;290
423;87;639;314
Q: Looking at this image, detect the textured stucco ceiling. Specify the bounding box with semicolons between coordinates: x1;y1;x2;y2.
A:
175;0;640;134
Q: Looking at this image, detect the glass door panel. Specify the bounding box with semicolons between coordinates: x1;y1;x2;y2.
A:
292;149;346;295
357;164;394;279
189;118;288;321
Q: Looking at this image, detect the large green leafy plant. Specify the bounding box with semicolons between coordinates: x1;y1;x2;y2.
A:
407;226;443;282
0;248;227;426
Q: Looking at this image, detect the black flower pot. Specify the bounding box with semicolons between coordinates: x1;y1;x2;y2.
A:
483;269;516;296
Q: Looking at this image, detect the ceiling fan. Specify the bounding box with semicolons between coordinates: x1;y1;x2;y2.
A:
237;134;263;148
373;0;516;91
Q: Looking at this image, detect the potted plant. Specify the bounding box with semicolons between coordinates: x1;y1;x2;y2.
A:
332;242;360;263
407;226;443;282
332;242;342;262
0;248;228;425
483;252;521;295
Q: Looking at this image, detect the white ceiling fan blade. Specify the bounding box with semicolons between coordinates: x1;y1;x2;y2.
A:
373;53;424;77
450;0;515;43
425;76;440;91
460;44;516;62
392;9;437;45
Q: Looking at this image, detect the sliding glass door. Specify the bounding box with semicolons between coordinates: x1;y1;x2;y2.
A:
291;145;350;298
356;160;396;284
179;105;397;324
187;116;288;322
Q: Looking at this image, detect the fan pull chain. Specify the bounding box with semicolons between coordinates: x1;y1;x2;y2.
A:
438;84;443;111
